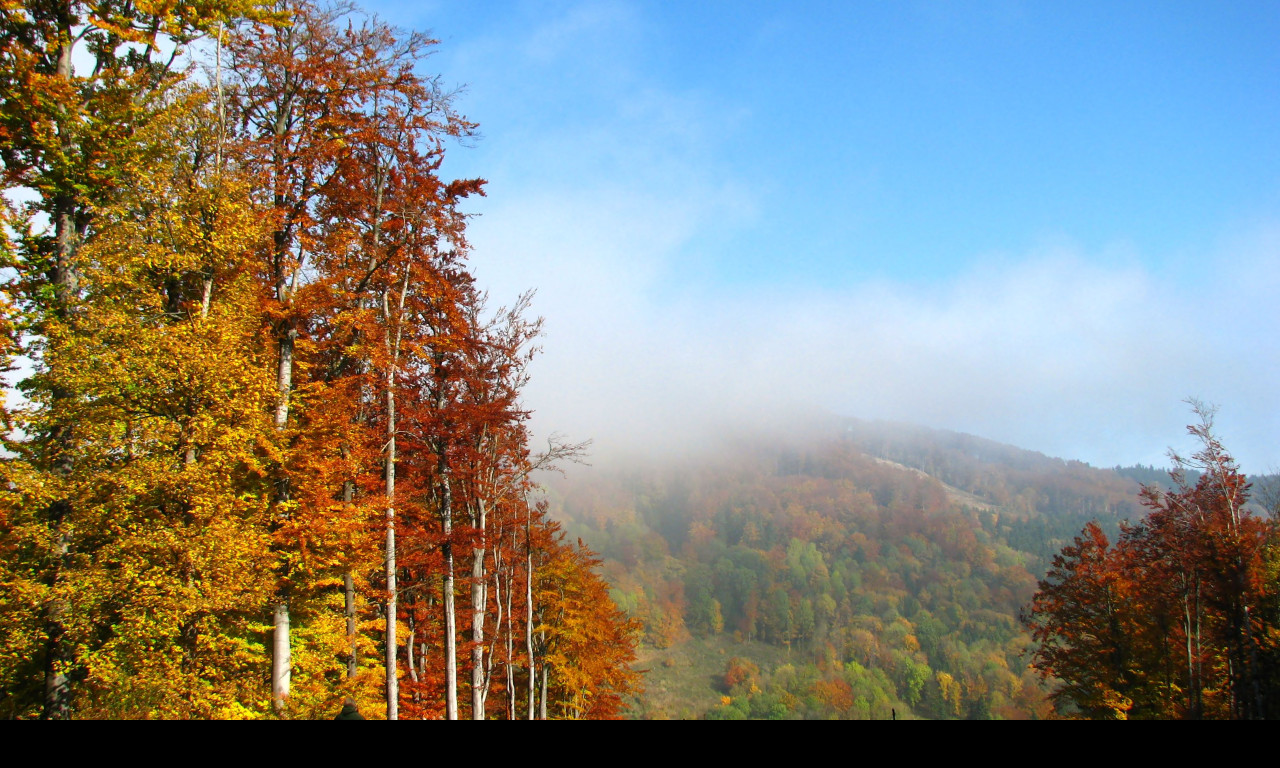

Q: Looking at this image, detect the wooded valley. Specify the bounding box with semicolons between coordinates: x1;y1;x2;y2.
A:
549;414;1280;719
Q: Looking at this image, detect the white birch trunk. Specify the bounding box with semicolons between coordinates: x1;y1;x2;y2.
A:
539;659;548;720
470;496;488;719
382;271;407;720
442;473;458;719
272;601;291;709
504;537;516;720
271;324;294;712
526;532;535;720
384;374;398;719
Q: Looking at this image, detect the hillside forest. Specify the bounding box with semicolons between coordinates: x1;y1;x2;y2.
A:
549;414;1280;719
0;0;639;719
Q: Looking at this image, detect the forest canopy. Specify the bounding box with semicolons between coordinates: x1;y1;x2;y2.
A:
546;413;1277;720
0;0;639;719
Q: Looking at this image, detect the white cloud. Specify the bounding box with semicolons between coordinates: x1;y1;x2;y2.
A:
471;190;1278;472
438;1;1280;474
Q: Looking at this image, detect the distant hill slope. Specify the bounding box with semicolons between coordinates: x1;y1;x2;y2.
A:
544;417;1270;719
836;417;1145;519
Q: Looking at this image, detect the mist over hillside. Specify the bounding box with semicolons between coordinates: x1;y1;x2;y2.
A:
538;416;1275;719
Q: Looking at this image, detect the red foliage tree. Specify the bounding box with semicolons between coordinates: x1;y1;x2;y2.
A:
1029;403;1279;719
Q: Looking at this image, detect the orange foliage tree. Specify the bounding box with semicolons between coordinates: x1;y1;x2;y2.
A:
1029;403;1280;719
0;0;642;719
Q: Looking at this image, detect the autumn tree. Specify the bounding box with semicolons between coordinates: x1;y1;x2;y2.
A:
0;0;274;719
1027;522;1142;717
534;536;643;719
0;0;643;720
221;0;478;715
1029;403;1279;719
36;93;279;718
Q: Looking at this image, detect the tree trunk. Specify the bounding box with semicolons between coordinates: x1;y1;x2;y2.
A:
383;285;401;720
344;477;358;679
41;571;70;720
441;472;458;719
406;614;418;685
539;658;548;720
275;325;295;429
345;570;357;679
40;26;80;724
270;322;294;713
384;413;398;719
380;254;410;718
271;600;291;711
470;497;488;719
504;539;516;720
526;510;536;720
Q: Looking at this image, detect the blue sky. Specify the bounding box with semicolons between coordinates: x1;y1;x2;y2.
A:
364;0;1279;471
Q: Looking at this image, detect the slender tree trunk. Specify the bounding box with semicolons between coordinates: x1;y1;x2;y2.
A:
344;477;358;679
384;405;398;719
345;571;358;679
263;29;303;713
40;25;80;724
441;471;458;719
429;347;459;720
268;598;290;710
421;591;433;684
383;277;406;720
1182;575;1196;716
42;409;73;721
406;614;418;684
539;656;548;720
268;215;296;711
504;541;516;721
484;564;500;713
275;324;295;428
526;507;536;720
270;318;294;712
470;497;488;719
52;32;79;305
41;563;70;720
214;21;226;170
